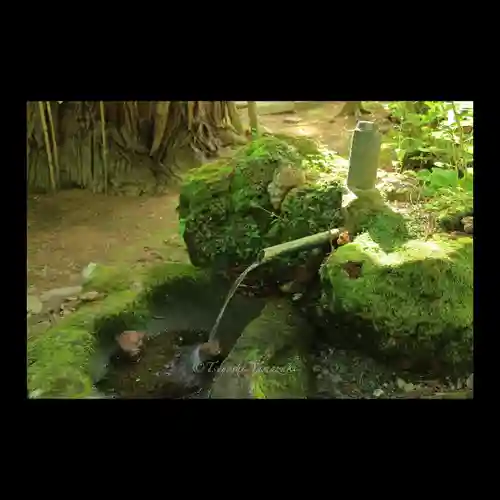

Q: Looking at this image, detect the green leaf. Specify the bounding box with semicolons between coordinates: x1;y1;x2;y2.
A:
417;170;432;179
179;218;186;238
429;169;458;189
458;176;474;193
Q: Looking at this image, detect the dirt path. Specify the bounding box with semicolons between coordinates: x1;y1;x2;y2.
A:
27;190;188;294
27;102;379;295
258;101;355;156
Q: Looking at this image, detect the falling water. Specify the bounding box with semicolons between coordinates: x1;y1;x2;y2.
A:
208;260;261;341
189;260;261;369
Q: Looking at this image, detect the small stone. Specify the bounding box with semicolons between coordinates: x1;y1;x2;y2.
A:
461;216;473;234
82;262;98;281
27;295;43;314
79;290;102;302
396;377;406;390
284;116;301;124
41;286;83;302
373;388;385;398
280;282;295;294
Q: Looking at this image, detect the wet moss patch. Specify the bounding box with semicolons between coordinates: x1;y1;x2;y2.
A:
210;299;312;398
27;262;210;398
320;232;473;375
179;134;345;276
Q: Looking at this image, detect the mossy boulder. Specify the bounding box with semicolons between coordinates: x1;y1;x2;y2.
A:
178;134;346;276
27;262;210;398
210;299;312;398
319;230;473;375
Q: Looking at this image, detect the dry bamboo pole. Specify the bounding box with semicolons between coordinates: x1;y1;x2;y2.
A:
45;101;60;186
247;101;259;135
99;101;108;194
38;101;56;192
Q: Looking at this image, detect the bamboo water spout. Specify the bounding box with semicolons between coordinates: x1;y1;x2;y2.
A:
258;228;341;264
185;227;343;373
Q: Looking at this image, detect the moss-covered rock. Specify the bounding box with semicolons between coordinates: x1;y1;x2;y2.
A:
27;262;209;398
210;299;312;398
178;134;346;274
319;230;473;374
425;187;473;232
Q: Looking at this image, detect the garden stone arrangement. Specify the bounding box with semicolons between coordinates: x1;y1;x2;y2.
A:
28;125;473;399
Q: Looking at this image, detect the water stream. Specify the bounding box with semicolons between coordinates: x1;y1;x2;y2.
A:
208;261;261;342
190;260;261;368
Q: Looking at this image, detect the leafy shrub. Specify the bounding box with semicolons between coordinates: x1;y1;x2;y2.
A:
385;101;473;175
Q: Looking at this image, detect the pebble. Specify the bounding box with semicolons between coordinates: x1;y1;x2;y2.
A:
27;295;43;314
373;388;385;398
41;286;83;302
79;290;102;302
82;262;98;281
396;378;406;390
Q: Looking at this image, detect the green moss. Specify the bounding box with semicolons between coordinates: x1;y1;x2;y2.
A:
142;261;207;289
320;232;473;372
27;262;209;398
271;180;344;242
424;188;473;231
83;264;136;293
180;133;347;271
28;290;142;398
178;160;234;219
210;300;311;398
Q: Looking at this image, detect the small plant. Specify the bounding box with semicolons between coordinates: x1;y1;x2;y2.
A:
417;167;473;197
384;101;473;176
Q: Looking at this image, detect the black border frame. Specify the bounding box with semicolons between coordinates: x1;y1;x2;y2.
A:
19;69;480;445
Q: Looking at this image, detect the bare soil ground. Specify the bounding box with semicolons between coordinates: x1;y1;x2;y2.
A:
27;102;385;295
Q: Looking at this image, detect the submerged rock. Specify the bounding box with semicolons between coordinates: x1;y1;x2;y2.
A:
116;331;146;358
210;299;312;398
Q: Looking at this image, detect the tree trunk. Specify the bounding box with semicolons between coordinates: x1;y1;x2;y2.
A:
338;101;370;118
27;101;246;194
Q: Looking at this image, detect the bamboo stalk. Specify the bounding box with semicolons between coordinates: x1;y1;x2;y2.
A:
38;101;56;192
258;228;341;263
99;101;108;194
45;101;60;187
247;101;259;135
